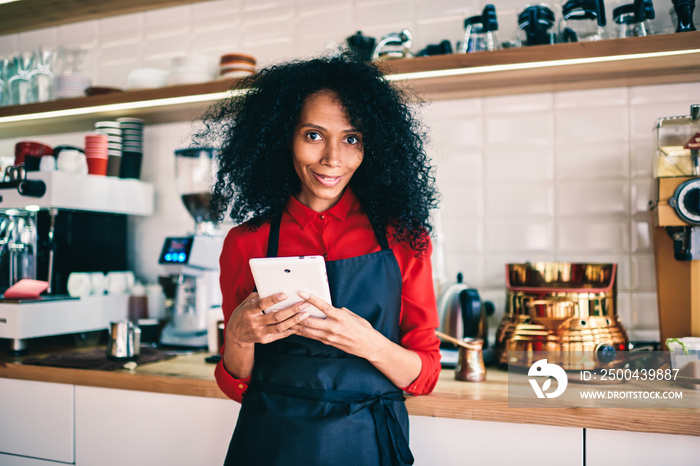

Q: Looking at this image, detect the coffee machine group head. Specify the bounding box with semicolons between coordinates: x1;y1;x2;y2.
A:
159;148;223;348
651;104;700;347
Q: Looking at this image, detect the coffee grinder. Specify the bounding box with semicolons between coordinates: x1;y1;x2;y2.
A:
650;104;700;347
159;148;223;347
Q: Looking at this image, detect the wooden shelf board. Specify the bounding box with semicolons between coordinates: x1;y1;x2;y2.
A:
0;33;698;137
379;32;700;75
0;79;238;137
0;0;218;34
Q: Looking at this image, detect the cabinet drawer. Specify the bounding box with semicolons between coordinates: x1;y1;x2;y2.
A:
0;452;72;465
75;386;237;466
586;428;700;465
0;379;74;463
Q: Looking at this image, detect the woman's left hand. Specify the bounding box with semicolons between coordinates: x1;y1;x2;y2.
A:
292;292;382;359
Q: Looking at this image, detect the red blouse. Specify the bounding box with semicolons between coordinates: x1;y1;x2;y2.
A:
214;188;441;402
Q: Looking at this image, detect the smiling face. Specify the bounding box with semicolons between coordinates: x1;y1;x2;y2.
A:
291;90;364;212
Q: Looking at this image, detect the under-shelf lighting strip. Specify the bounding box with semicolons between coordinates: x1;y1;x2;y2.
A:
0;48;698;125
0;90;247;124
385;48;700;81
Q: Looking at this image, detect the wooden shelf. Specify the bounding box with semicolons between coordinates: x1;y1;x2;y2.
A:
0;0;216;35
0;32;698;138
0;79;236;137
379;32;700;100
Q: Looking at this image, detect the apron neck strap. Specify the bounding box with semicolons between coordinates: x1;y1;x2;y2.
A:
266;214;390;258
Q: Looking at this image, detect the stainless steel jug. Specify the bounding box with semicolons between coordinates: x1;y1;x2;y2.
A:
107;321;141;361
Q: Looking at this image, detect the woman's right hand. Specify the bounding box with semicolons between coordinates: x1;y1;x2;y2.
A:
226;292;311;347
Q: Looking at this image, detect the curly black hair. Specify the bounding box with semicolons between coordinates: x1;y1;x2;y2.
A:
196;54;438;253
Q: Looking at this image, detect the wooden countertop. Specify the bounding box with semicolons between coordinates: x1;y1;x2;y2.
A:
1;346;698;437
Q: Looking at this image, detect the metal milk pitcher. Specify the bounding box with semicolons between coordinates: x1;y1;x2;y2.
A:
107;321;141;361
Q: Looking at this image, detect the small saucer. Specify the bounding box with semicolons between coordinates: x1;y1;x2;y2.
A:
86;86;124;97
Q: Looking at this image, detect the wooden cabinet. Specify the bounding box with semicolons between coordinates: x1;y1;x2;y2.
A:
0;379;74;464
3;377;699;465
0;378;239;466
74;385;239;466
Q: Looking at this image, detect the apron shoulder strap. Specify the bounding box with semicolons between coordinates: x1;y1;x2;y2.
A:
266;215;282;258
266;213;390;257
372;223;390;251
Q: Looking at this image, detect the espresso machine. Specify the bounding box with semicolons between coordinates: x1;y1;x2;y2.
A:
158;148;223;348
650;104;700;347
0;169;153;354
495;262;628;370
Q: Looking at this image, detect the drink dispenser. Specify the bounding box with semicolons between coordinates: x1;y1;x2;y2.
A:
459;4;501;53
612;0;655;37
651;104;700;346
559;0;608;42
517;3;557;46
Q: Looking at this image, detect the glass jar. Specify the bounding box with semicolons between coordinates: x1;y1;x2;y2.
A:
655;104;700;178
612;0;655;38
559;0;608;42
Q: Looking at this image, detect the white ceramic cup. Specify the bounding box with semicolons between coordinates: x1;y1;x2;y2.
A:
105;271;128;294
56;149;88;174
39;155;56;171
67;272;92;297
90;272;106;295
124;271;135;293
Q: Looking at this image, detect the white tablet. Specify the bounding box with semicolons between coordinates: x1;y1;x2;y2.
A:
249;255;332;319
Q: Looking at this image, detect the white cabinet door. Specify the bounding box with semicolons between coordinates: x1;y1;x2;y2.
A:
0;379;74;463
586;428;700;466
0;452;70;465
409;415;583;466
74;386;239;466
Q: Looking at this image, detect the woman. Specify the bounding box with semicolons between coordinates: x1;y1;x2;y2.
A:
201;55;441;466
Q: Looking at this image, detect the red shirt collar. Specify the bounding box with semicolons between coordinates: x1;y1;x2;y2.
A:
286;188;357;230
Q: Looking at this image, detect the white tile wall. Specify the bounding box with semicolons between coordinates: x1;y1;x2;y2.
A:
556;180;629;217
555;142;629;181
484;144;553;182
0;0;697;339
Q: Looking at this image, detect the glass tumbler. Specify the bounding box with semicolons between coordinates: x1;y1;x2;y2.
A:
58;45;88;75
31;47;57;103
0;56;8;106
8;51;35;105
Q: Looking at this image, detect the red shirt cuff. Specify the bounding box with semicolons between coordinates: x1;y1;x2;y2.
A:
400;350;441;396
215;359;251;403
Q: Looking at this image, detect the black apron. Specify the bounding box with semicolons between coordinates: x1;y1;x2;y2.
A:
224;216;414;466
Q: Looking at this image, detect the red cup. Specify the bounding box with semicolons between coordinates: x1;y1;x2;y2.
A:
86;156;108;176
15;141;53;166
